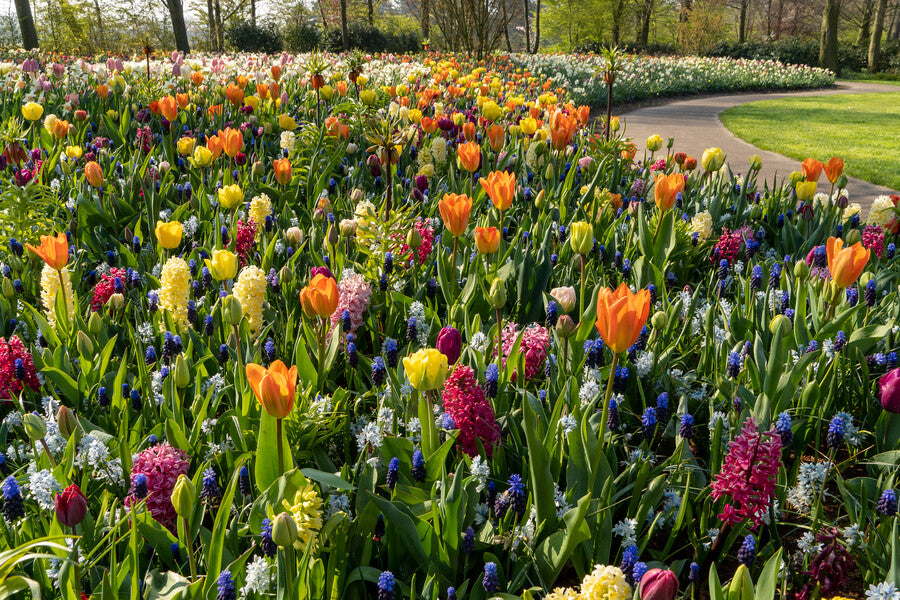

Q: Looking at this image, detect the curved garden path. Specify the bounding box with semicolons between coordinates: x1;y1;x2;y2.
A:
620;81;899;210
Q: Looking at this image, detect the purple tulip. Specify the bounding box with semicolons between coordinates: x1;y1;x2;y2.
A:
639;569;679;600
880;368;900;413
310;267;334;280
436;326;462;365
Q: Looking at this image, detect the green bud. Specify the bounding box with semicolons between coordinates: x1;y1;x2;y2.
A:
489;277;506;309
170;474;196;519
555;314;577;339
76;330;95;357
1;278;14;299
534;140;547;156
534;189;546;209
57;405;77;440
224;295;243;327
845;228;861;245
651;311;668;330
788;171;805;186
272;511;299;547
749;205;762;220
793;259;810;279
279;265;294;285
666;136;675;149
836;173;848;189
727;564;755;600
749;154;762;171
88;311;102;335
544;163;554;181
251;161;264;178
23;412;47;441
174;355;190;389
769;314;792;337
327;224;340;246
859;271;874;289
108;293;124;310
405;228;422;249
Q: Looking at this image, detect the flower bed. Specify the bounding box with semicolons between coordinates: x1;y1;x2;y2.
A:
0;51;894;600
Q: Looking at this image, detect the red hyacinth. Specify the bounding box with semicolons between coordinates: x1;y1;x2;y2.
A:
442;365;501;457
90;268;127;311
710;417;782;528
0;336;40;399
235;219;257;266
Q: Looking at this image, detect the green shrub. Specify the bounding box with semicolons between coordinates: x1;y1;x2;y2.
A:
322;22;420;53
283;21;321;52
226;21;282;53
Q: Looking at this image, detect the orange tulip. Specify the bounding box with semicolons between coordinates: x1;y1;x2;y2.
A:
246;360;297;419
218;128;242;158
654;173;685;211
273;158;292;185
457;142;481;173
462;122;476;142
271;65;282;82
236;75;249;89
256;83;269;99
225;83;244;106
801;158;824;182
550;113;578;151
190;71;204;86
336;80;348;96
826;236;869;289
176;93;190;108
824;157;844;184
158;96;177;122
479;170;516;211
299;273;338;318
595;283;651;354
474;226;500;254
25;232;69;270
438;193;472;237
84;161;103;187
206;134;223;159
96;84;109;99
621;143;636;161
53;119;70;140
421;117;438;135
270;81;280;101
487;124;505;152
325;116;349;140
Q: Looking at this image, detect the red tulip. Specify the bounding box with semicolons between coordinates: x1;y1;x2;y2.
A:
880;368;900;413
436;326;462;365
639;569;679;600
55;484;87;528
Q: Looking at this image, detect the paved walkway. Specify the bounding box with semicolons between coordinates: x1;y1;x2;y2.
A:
620;81;899;210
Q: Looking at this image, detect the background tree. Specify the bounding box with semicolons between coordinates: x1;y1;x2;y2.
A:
14;0;39;48
819;0;841;72
869;0;888;69
166;0;190;53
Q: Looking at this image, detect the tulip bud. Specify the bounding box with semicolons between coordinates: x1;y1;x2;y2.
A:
279;265;294;285
651;311;668;330
727;565;755;600
666;137;674;149
251;161;264;178
489;277;506;309
327;224;340;246
108;293;124;310
285;227;303;246
788;171;804;186
845;228;861;246
158;160;171;176
85;311;102;335
23;412;47;441
174;355;190;389
750;205;762;220
55;484;87;528
749;154;762;171
879;368;900;413
76;330;94;357
639;569;679;600
555;314;577;338
836;174;848;189
223;295;243;326
1;278;13;299
794;260;810;279
544;163;555;181
836;194;849;209
57;405;77;439
859;271;874;289
535;189;546;209
406;228;422;249
769;314;792;337
272;511;299;547
436;326;463;365
170;474;196;519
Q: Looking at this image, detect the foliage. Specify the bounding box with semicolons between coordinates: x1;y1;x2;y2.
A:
225;21;283;53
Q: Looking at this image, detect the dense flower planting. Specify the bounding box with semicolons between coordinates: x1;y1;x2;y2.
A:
0;49;895;600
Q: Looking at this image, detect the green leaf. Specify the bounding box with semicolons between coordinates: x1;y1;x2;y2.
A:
756;548;783;600
889;519;900;586
255;411;289;492
522;394;556;536
301;469;355;491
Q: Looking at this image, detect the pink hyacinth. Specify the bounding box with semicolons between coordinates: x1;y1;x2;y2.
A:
650;158;667;172
91;268;127;312
396;218;435;266
711;228;744;264
498;323;549;382
125;442;190;530
329;272;372;335
0;336;40;399
862;225;885;258
710;417;781;528
442;365;501;456
235;219;257;266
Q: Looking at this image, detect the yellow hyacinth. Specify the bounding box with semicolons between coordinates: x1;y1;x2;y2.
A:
40;264;74;331
580;564;631;600
159;257;191;328
281;483;323;551
249;194;273;235
233;265;266;334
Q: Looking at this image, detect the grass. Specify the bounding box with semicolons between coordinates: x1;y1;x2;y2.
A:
720;92;900;190
839;71;900;86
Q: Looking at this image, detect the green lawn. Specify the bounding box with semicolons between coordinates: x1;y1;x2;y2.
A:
720;92;900;190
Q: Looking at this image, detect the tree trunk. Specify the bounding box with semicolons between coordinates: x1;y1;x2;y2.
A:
524;0;531;53
869;0;889;70
422;0;430;40
501;0;511;51
819;0;841;74
167;0;191;53
638;0;653;45
91;0;106;50
13;0;39;49
889;0;899;38
215;0;223;51
251;0;256;25
858;0;874;44
207;0;216;50
680;0;692;23
738;0;749;43
317;0;328;27
340;0;349;50
533;0;541;52
367;0;373;25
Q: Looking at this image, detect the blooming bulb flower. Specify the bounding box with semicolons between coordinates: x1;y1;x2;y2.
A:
457;142;480;173
701;147;725;172
234;265;267;334
639;569;678;600
217;184;243;209
654;173;685;211
480;170;516;211
438;193;472;237
880;368;900;413
205;249;238;281
155;220;183;249
246;360;297;419
159;257;191;328
826;236;869;288
436;326;462;365
474;227;500;254
550;286;577;313
40;264;74;330
595;283;651;354
26;232;69;270
402;348;448;391
55;484;87;528
300;273;339;319
801;157;824;182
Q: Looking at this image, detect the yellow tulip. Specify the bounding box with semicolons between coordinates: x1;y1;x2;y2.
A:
205;249;238;281
279;113;298;130
482;100;503;121
217;184;244;210
646;134;663;152
65;146;83;160
360;89;375;106
155;221;183;249
176;136;195;156
191;146;213;167
570;221;593;255
22;102;43;121
520;117;538;135
402;348;448;391
795;180;817;202
702;147;726;172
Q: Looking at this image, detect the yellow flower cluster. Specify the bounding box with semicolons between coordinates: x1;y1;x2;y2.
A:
843;203;862;223
868;195;897;228
579;564;631;600
160;257;191;328
233;265;266;335
40;264;74;330
545;587;580;600
249;194;273;233
689;211;713;241
281;483;323;551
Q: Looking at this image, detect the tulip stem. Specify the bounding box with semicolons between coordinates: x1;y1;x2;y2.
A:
588;353;619;494
39;437;57;468
183;516;197;581
495;308;503;375
233;324;243;373
579;254;586;315
71;534;82;598
57;268;70;332
276;418;285;475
